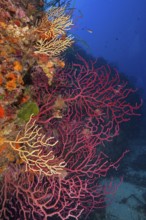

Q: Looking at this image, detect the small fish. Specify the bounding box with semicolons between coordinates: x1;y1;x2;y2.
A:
81;27;93;34
87;29;93;34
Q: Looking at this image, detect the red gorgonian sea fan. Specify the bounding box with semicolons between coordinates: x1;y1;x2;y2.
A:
0;56;142;220
34;55;141;147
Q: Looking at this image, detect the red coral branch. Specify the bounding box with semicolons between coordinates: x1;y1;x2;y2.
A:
0;56;141;219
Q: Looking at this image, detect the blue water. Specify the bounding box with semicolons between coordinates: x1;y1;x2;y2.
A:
72;0;146;94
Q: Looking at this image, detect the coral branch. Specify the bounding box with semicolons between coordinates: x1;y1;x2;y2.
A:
5;115;66;176
35;35;73;56
34;6;74;56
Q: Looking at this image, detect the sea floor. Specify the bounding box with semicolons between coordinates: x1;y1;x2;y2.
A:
105;137;146;220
